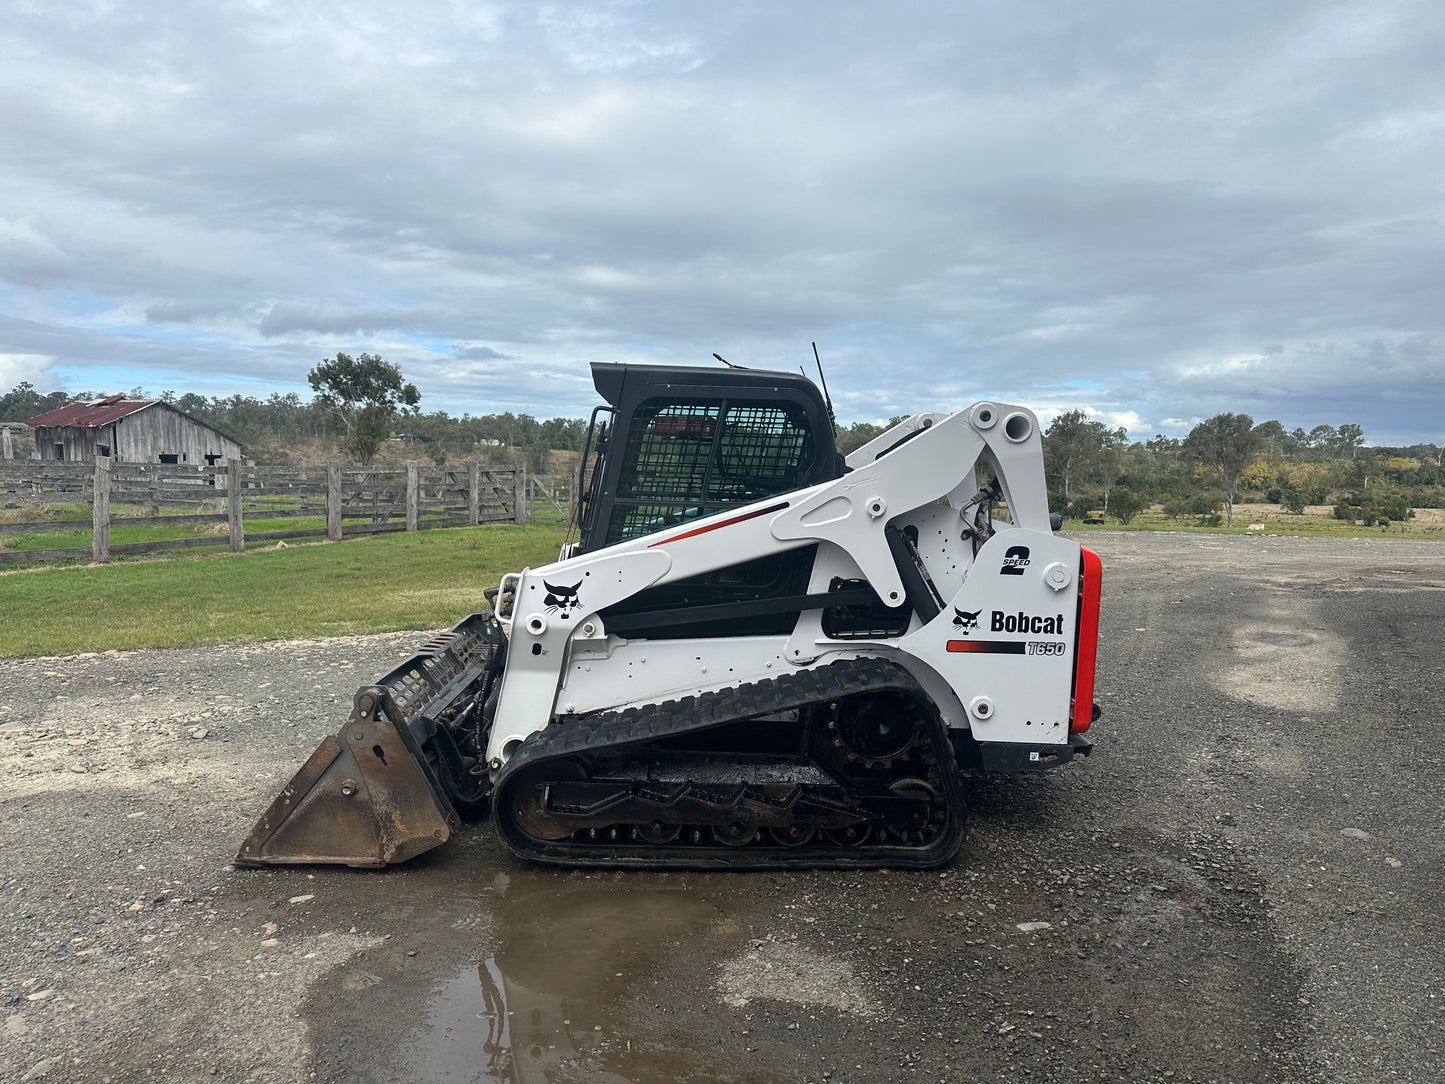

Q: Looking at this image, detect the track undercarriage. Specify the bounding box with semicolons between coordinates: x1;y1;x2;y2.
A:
492;658;967;869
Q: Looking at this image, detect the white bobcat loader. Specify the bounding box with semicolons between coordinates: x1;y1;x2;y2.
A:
237;361;1101;870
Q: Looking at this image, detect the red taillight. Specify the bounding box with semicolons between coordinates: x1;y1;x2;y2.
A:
1071;546;1103;733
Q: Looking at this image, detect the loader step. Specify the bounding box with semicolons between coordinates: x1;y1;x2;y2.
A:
491;658;967;870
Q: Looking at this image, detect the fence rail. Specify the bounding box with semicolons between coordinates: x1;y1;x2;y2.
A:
0;458;527;565
527;473;575;520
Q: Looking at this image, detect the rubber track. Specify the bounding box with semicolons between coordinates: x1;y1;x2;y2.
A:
491;658;966;870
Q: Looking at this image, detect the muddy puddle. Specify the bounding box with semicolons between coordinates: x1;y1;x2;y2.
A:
391;872;784;1084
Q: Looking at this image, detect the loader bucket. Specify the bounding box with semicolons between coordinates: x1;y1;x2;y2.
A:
235;612;505;869
234;718;458;868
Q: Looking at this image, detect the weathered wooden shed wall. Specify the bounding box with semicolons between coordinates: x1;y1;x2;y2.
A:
30;425;98;462
32;404;242;464
1;422;28;460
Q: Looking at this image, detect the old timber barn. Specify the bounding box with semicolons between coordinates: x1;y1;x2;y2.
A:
23;397;242;464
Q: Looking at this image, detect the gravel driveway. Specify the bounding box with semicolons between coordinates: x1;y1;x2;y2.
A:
2;532;1443;1083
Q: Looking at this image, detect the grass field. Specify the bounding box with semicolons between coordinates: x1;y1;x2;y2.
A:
1062;503;1445;538
1;514;322;553
4;498;1440;659
1;496;573;560
0;523;569;658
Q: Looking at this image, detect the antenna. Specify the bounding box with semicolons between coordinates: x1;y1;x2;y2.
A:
712;352;735;368
811;341;836;429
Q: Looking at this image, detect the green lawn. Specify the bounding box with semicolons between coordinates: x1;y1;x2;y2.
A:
3;497;339;556
6;501;1437;660
5;514;325;554
1062;510;1443;538
1;497;567;558
0;523;568;658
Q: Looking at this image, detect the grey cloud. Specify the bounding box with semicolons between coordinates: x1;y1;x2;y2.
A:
146;299;251;324
258;303;431;338
454;345;512;361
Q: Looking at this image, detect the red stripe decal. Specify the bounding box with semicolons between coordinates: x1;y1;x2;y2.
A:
648;501;790;547
946;640;1026;654
1070;546;1103;733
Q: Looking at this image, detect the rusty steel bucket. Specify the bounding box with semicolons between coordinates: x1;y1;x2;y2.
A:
235;613;503;868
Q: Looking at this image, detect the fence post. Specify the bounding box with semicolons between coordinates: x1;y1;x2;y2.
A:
326;463;342;540
226;457;244;553
468;462;481;526
92;457;111;564
513;464;527;525
406;460;420;531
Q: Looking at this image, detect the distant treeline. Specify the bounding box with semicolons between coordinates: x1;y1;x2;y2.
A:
0;381;586;469
3;383;1440;521
1038;411;1443;527
840;410;1443;525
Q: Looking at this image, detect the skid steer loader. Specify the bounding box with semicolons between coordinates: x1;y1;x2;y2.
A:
237;361;1101;871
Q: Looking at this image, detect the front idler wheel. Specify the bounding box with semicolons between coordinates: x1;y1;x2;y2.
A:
506;757;589;842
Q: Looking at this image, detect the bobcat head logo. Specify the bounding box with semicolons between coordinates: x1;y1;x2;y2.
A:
543;580;583;619
952;607;980;634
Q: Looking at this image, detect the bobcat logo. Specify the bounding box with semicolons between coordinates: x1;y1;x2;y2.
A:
952;607;981;634
543;580;583;619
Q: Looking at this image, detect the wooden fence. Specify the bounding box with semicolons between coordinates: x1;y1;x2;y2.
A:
0;459;527;565
528;473;576;520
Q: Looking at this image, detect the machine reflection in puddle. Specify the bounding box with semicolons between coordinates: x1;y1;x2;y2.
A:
401;880;768;1084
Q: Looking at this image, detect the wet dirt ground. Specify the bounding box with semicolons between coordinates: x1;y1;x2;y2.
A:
2;532;1444;1083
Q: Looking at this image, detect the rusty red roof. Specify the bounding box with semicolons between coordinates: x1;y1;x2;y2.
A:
23;399;159;429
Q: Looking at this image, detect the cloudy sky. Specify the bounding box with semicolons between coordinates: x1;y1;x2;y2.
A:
1;1;1442;443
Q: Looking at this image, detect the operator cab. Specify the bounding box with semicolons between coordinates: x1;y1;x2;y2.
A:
576;362;842;555
573;361;844;639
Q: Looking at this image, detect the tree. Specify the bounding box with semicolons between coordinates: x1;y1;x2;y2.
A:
1098;426;1128;510
1306;424;1337;455
1185;413;1263;528
1330;423;1365;459
1251;419;1290;458
836;417;908;456
1109;487;1146;524
307;353;420;464
1043;410;1107;502
0;381;71;420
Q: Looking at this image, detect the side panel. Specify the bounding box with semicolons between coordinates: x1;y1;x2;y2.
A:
486;549;672;765
900;530;1082;746
559;635;794;712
